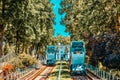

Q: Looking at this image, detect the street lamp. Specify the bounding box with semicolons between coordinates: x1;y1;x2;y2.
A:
58;42;61;46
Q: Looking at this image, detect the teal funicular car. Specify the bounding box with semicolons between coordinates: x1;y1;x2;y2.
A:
70;40;86;75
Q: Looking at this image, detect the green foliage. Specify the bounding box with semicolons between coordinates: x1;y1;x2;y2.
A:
18;53;38;66
60;0;120;70
9;53;38;70
52;36;70;45
60;0;120;40
9;57;24;70
0;0;55;55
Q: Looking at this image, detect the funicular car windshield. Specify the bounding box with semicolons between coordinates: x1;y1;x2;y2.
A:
47;46;55;54
72;42;83;48
73;49;83;54
73;51;81;54
71;41;84;52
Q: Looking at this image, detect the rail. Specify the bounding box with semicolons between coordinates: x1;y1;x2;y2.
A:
34;66;54;80
20;69;36;80
29;66;46;80
86;63;120;80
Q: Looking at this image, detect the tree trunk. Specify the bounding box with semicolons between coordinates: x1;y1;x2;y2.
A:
15;30;20;54
22;42;25;54
35;44;40;59
0;25;5;58
29;46;33;55
0;0;6;58
22;42;29;54
0;36;3;58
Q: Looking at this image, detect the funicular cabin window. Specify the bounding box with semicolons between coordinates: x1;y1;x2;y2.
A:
59;46;63;49
61;51;63;53
47;47;55;54
79;46;83;48
72;45;77;48
74;52;81;54
79;48;83;51
72;42;83;48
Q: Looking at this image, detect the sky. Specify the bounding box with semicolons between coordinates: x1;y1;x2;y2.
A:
50;0;70;37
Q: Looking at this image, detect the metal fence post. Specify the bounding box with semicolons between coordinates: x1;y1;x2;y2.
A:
103;71;105;79
109;74;111;80
112;75;114;80
116;77;119;80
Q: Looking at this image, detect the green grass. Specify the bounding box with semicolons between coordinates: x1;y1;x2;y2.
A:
47;61;60;80
48;61;71;80
60;61;71;80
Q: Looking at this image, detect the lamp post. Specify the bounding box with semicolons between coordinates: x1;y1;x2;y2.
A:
57;33;61;60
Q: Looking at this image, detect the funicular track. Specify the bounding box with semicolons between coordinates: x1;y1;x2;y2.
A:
34;66;54;80
72;75;91;80
19;65;54;80
72;69;101;80
86;69;101;80
19;66;46;80
20;69;36;80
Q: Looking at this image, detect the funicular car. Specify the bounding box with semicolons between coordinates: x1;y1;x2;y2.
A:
70;40;86;75
46;45;56;65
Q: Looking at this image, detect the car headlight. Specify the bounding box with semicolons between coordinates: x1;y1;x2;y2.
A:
78;65;85;71
72;68;76;71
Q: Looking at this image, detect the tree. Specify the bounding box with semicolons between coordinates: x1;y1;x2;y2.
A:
52;36;70;45
30;0;55;57
0;0;55;57
0;0;11;57
60;0;120;69
5;0;35;54
60;0;120;40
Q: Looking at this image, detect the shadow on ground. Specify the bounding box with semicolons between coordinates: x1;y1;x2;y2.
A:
61;70;70;78
50;71;58;76
62;65;68;69
57;62;67;65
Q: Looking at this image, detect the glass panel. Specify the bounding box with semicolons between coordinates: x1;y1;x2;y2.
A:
73;52;81;54
47;47;55;53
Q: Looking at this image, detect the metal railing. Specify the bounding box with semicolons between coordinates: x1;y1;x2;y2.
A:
0;53;16;63
0;53;16;68
86;64;120;80
3;67;34;80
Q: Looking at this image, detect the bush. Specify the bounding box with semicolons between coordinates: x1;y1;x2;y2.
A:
18;53;38;67
9;53;38;70
9;57;25;70
2;63;14;75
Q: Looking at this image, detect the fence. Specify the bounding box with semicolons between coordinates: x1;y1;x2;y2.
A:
0;53;16;68
0;53;16;63
86;64;120;80
3;68;34;80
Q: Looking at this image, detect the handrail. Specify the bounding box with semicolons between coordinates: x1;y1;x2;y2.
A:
86;63;120;80
0;53;16;68
0;53;16;63
3;67;34;80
